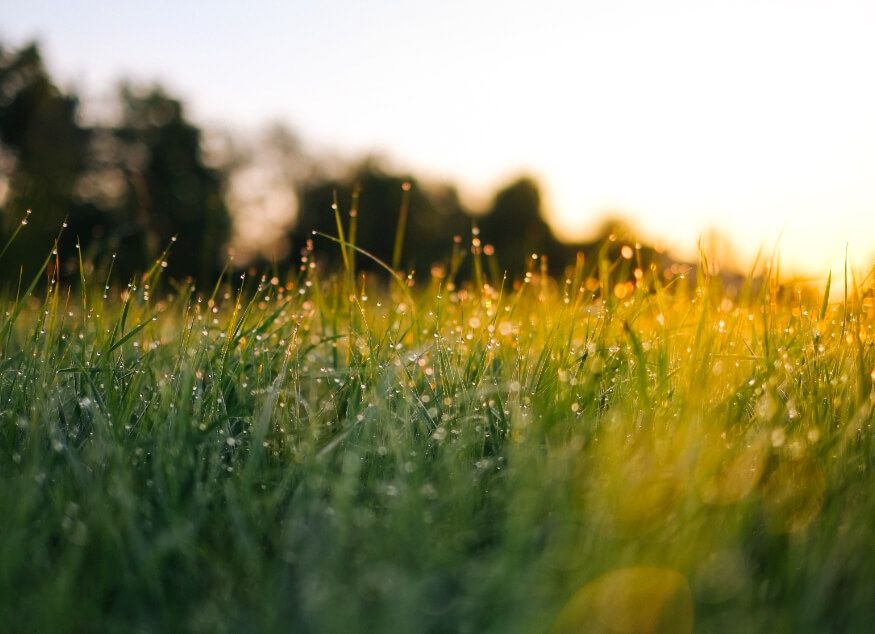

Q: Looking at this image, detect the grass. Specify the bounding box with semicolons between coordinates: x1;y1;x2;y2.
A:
0;223;874;633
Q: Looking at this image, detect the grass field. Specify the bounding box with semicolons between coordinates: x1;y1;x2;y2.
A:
1;226;873;633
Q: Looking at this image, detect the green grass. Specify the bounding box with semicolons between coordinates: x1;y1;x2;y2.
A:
0;233;873;633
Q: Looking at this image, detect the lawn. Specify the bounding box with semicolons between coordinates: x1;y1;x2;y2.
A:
1;231;873;632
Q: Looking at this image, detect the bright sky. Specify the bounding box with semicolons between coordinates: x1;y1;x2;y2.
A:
3;0;874;277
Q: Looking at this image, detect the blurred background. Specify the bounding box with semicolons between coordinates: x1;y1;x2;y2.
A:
1;0;874;282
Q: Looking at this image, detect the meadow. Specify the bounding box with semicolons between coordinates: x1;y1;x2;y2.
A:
0;216;873;633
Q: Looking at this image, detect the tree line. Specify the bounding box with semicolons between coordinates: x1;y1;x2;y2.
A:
1;41;666;285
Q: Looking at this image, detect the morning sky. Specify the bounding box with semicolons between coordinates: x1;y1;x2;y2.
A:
3;0;874;277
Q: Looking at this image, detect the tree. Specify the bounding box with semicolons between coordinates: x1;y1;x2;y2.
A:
477;176;567;273
110;84;231;280
290;158;471;275
0;41;96;278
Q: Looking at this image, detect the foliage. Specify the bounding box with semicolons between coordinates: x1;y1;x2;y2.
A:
0;41;232;283
1;41;682;287
0;42;95;275
109;84;232;280
290;158;471;275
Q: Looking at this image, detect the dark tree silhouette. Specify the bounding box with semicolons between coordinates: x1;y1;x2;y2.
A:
477;176;567;273
0;42;680;287
110;84;231;280
1;43;232;282
290;158;470;274
0;42;97;277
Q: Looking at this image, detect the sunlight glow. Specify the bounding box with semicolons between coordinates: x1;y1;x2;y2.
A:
3;0;874;276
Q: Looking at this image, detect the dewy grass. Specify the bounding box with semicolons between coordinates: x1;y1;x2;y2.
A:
0;230;873;633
